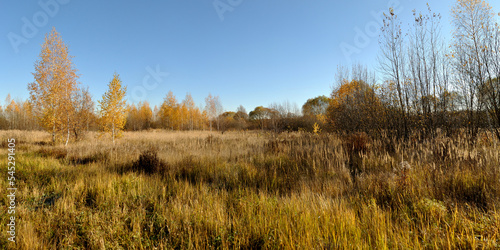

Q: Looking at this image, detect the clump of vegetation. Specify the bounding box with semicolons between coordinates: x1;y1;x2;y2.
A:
68;151;109;165
131;148;167;174
36;146;68;159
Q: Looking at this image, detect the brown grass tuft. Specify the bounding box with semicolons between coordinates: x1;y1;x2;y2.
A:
131;149;168;174
343;132;372;155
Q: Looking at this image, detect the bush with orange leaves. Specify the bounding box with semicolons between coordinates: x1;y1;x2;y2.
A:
327;79;386;134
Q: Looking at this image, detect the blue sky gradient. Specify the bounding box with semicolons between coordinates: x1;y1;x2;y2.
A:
2;0;499;112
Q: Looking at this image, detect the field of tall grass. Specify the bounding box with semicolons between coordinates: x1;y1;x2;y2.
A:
1;129;499;249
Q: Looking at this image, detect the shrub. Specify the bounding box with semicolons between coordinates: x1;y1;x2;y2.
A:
327;79;385;133
132;149;167;174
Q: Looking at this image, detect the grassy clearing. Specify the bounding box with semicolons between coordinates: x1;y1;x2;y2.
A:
1;130;499;249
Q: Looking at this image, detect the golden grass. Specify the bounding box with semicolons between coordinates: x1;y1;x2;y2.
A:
0;130;499;249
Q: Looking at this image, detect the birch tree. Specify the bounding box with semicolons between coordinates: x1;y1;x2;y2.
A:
28;27;79;144
159;91;179;130
182;93;196;130
72;87;95;140
205;93;218;131
98;73;127;143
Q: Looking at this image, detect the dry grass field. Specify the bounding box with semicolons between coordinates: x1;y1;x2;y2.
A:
1;130;500;249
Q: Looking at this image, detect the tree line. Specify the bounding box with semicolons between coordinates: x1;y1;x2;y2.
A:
0;27;328;141
0;88;327;136
329;0;500;140
2;0;500;142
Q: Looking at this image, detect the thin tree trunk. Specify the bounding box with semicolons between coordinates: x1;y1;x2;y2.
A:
65;128;70;146
52;124;56;143
65;116;70;146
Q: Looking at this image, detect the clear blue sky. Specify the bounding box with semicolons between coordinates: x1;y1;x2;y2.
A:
2;0;499;112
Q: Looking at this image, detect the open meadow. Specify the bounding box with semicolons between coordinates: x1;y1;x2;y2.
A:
1;130;499;249
4;0;500;248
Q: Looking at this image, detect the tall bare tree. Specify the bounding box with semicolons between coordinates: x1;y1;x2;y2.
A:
205;93;223;131
406;4;448;135
451;0;500;139
379;8;409;138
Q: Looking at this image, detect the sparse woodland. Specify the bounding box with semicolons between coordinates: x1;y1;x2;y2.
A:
1;0;500;249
